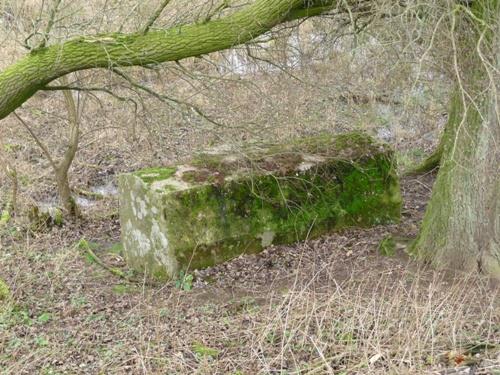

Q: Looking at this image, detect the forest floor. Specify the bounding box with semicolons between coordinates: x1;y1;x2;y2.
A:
1;3;498;373
1;172;499;375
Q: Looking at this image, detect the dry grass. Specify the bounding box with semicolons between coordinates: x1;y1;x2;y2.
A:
0;235;498;374
1;176;499;374
1;2;498;374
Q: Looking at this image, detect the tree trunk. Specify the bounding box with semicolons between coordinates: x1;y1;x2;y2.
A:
411;2;500;278
8;164;18;216
55;78;80;217
55;166;78;216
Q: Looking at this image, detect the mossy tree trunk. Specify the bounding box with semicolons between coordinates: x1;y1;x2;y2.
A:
55;159;78;216
411;1;500;278
0;0;338;120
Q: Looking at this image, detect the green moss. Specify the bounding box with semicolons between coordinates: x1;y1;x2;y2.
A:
53;208;63;226
0;278;10;301
152;268;170;280
0;210;11;226
379;235;397;256
112;283;138;295
192;342;220;358
134;167;177;184
336;158;401;226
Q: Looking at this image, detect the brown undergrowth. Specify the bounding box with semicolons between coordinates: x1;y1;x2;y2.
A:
0;3;497;373
0;175;498;374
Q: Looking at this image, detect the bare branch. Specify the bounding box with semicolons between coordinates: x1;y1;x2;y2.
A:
13;111;58;171
203;0;231;23
142;0;173;35
110;67;225;128
43;84;131;103
36;0;63;49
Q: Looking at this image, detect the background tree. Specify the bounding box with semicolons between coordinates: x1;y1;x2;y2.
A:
12;75;82;216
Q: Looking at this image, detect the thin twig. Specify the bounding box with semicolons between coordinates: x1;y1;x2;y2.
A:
36;0;63;49
142;0;173;35
203;0;230;23
111;67;225;127
43;84;130;103
13;111;57;171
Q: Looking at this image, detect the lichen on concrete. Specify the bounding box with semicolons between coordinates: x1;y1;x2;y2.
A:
119;132;402;280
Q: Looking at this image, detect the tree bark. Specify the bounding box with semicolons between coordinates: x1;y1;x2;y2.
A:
0;0;338;120
54;78;80;216
411;2;500;278
55;167;78;216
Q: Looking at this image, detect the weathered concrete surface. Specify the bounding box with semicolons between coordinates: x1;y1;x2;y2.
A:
119;132;402;279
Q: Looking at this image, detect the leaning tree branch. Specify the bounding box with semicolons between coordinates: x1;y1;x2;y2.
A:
0;0;342;121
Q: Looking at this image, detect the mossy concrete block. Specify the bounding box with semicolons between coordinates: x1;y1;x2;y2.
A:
119;132;402;279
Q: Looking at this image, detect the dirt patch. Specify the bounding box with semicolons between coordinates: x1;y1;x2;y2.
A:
0;174;498;374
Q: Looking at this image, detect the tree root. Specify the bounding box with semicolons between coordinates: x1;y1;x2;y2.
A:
79;240;158;286
84;246;129;279
74;187;105;200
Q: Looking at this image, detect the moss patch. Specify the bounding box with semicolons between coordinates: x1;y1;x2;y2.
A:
0;278;10;301
134;167;177;184
379;235;397;256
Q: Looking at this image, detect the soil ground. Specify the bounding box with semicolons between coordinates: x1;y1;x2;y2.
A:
1;173;499;374
0;3;498;374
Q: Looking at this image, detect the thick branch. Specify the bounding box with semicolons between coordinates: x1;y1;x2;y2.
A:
0;0;339;120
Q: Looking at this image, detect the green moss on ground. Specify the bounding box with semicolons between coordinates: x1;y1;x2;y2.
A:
134;167;177;184
0;278;10;301
378;235;397;256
